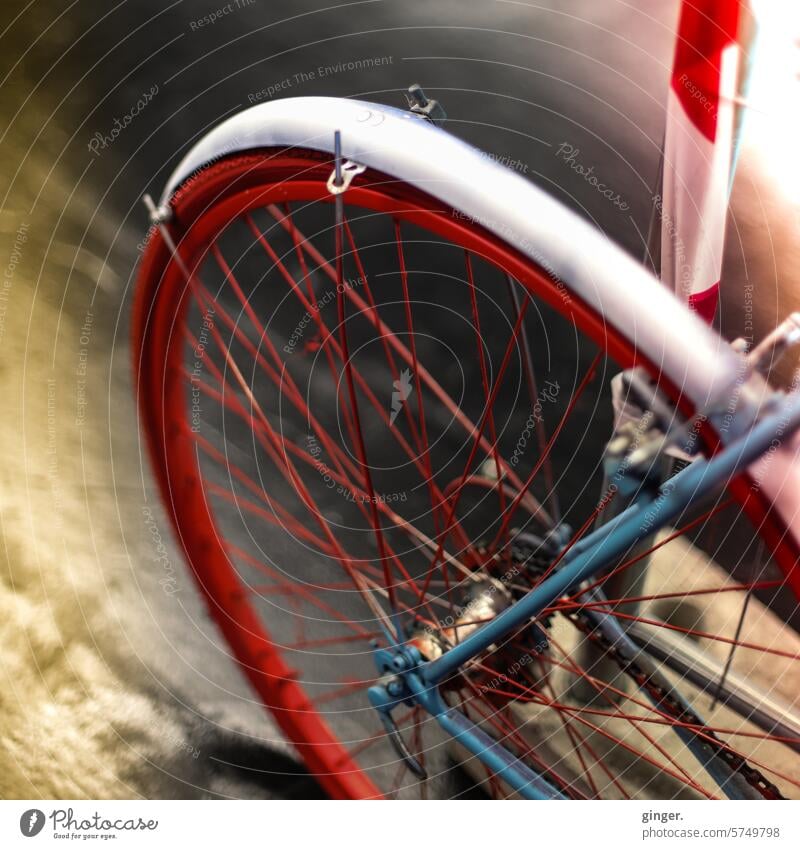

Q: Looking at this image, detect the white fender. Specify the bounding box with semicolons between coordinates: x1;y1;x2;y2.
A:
159;96;800;551
161;96;742;411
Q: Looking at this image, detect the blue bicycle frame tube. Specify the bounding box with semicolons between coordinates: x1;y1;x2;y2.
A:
423;391;800;687
404;672;567;799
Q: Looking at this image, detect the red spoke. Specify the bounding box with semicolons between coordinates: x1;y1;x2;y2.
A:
554;578;786;612
287;631;383;651
489;350;604;554
334;200;396;619
458;694;520;799
464;251;511;554
532;656;618;798
441;475;551;525
205;480;333;555
525;481;617;592
505;274;560;522
567;498;737;603
251;581;359;595
546;634;707;796
392;219;447;539
312;678;375;707
229;544;380;638
576;607;800;660
416;296;531;605
191;429;336;553
342;216;423;452
474;640;715;796
280;202;359;444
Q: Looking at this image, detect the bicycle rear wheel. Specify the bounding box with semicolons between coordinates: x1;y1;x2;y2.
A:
133;147;800;799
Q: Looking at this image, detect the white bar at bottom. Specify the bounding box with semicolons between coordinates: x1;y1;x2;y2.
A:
1;799;798;847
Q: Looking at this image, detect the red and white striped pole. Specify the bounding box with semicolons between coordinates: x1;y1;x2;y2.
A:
659;0;749;323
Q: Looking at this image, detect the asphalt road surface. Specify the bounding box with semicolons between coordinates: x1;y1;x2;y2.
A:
1;0;797;798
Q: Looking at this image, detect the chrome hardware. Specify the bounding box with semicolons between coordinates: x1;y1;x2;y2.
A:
405;84;447;125
744;312;800;376
326;129;366;195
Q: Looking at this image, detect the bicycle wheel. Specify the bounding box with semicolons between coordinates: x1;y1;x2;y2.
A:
133;143;800;799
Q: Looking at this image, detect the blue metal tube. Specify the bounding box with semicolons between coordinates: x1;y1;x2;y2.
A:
434;700;566;799
404;673;567;799
424;392;800;686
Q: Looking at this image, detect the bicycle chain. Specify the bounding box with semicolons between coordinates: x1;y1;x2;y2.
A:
567;609;784;799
